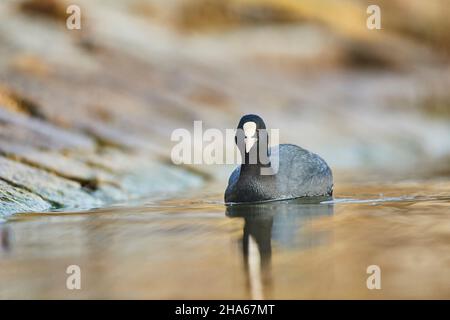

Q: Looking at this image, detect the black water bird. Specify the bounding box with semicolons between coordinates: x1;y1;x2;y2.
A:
225;114;333;204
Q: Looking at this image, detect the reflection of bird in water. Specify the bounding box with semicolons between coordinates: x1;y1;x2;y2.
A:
242;214;273;300
0;225;12;252
226;197;334;300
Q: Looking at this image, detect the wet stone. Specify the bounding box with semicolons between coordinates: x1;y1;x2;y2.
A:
0;156;102;210
0;108;96;151
0;179;51;217
0;140;115;184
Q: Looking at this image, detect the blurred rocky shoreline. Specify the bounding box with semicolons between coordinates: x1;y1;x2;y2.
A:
1;0;449;216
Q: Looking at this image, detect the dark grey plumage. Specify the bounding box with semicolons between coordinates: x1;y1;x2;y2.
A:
224;115;333;204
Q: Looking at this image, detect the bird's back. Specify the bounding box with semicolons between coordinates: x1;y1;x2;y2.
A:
225;144;333;203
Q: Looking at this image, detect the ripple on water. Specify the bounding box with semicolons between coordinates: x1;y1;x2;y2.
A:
0;180;449;299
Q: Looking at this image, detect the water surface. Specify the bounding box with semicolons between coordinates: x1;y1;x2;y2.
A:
0;179;449;299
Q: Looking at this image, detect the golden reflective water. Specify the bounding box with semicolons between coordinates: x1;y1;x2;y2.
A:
0;179;449;299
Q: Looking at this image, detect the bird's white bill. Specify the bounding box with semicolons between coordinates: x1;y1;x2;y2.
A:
243;122;257;152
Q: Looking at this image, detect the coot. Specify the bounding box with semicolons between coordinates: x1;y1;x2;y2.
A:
225;114;333;204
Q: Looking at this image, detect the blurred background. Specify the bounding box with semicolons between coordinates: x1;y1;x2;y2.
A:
0;0;450;208
0;0;450;300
